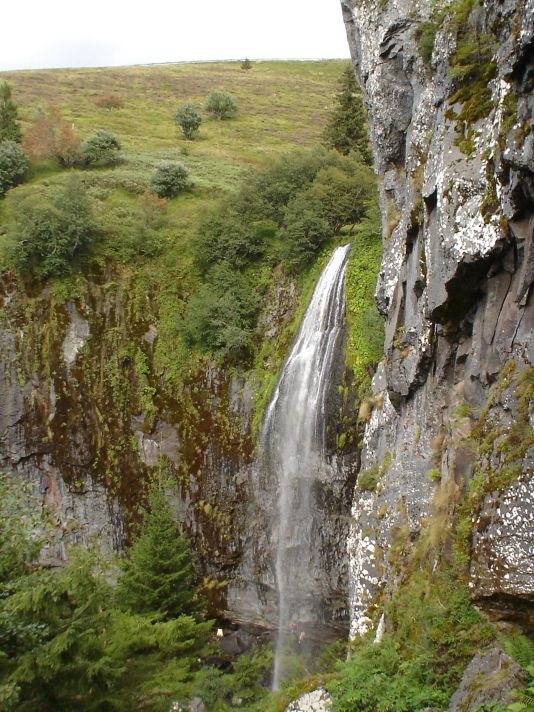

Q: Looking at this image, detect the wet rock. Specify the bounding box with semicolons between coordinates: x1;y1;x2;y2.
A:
343;0;534;633
285;688;332;712
447;647;527;712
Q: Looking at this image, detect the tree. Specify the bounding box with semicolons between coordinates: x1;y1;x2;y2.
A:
0;141;28;197
117;480;199;620
0;476;213;711
323;66;372;163
174;104;202;140
310;161;376;233
241;58;252;70
13;176;96;277
205;90;238;120
181;263;261;358
0;82;22;143
151;161;191;198
280;191;331;269
22;105;81;167
82;129;121;166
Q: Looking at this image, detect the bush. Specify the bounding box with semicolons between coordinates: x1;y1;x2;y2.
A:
94;93;124;110
22;105;81;167
12;176;96;277
192;205;266;273
181;263;261;358
280;191;330;269
150;161;191;197
0;141;28;197
174;103;202;140
205;90;238;120
82;129;121;166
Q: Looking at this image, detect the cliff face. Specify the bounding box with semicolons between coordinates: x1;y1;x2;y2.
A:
342;0;533;635
0;261;355;633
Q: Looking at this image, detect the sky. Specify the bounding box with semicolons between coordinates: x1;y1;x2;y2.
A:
0;0;350;72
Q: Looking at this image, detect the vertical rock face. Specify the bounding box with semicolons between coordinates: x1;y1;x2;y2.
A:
341;0;533;635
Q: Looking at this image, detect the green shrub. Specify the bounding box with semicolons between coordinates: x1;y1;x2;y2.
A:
280;191;330;270
205;90;238;120
174;103;202;140
417;21;438;66
181;263;261;358
150;161;191;197
12;176;96;277
358;463;380;491
82;129;122;166
0;141;28;197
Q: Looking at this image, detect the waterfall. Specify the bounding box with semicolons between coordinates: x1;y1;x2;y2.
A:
261;244;351;690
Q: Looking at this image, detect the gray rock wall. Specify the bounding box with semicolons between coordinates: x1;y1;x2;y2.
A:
341;0;534;635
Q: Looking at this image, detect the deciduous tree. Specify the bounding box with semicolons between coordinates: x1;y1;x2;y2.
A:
205;90;238;120
174;103;202;140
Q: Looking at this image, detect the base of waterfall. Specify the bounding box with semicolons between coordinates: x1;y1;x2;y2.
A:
285;688;332;712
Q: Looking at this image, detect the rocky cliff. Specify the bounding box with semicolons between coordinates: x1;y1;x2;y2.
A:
341;0;533;635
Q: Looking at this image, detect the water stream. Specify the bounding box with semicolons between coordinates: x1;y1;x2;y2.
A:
260;244;351;690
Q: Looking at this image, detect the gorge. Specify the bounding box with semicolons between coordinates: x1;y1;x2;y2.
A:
0;0;533;708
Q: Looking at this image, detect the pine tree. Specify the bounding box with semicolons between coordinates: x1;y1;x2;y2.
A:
323;66;372;164
117;481;199;620
0;82;22;143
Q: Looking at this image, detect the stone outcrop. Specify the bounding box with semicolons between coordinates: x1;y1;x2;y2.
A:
447;647;527;711
342;0;534;636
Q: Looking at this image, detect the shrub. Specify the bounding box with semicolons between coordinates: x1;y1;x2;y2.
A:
150;161;191;197
205;90;238;120
23;105;82;167
280;191;330;269
181;263;261;358
174;103;202;140
94;93;124;110
417;21;438;66
241;57;253;70
82;129;121;166
0;141;28;197
12;176;96;277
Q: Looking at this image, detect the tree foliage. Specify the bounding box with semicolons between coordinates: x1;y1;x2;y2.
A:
0;82;22;143
205;90;238;120
151;161;191;198
182;263;261;358
0;477;213;711
174;103;202;140
0;141;28;197
323;66;372;163
22;105;82;167
117;481;199;620
12;176;96;277
82;129;122;166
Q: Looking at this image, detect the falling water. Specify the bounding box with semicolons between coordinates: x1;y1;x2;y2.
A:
261;244;351;690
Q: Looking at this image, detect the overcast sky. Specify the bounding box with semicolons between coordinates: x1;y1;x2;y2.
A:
0;0;350;72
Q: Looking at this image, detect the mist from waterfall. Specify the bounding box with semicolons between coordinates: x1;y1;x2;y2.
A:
260;244;351;690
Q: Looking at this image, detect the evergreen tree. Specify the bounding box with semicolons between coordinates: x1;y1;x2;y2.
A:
117;480;199;619
323;66;372;164
0;82;22;143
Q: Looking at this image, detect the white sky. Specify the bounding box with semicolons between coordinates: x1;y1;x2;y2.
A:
0;0;350;71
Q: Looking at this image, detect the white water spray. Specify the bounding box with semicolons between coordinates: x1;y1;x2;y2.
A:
261;244;351;690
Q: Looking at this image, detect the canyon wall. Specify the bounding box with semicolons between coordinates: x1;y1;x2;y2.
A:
341;0;533;635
